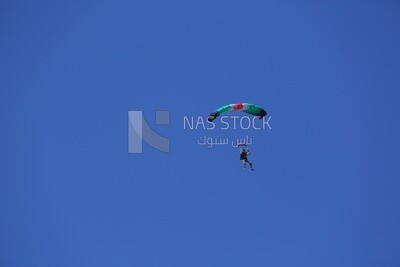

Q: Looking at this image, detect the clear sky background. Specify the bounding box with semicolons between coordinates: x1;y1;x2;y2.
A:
1;1;400;266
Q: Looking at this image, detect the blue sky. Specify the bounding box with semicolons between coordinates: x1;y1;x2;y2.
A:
1;1;400;266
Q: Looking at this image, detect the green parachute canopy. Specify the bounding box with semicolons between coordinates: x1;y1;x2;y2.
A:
207;103;267;122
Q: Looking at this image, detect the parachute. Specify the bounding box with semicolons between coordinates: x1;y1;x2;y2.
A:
207;103;267;122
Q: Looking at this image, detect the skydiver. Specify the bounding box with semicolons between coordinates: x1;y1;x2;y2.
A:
239;147;254;172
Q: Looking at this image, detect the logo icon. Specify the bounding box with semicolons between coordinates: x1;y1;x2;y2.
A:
128;110;170;153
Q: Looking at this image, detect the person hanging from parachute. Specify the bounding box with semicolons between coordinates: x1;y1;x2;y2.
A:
239;145;254;172
207;102;266;172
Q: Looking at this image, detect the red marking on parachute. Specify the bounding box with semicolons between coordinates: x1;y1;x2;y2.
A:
233;103;244;110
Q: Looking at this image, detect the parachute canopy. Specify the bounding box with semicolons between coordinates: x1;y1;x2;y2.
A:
207;103;267;122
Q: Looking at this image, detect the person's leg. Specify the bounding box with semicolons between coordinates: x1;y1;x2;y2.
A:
242;160;246;171
247;159;254;170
